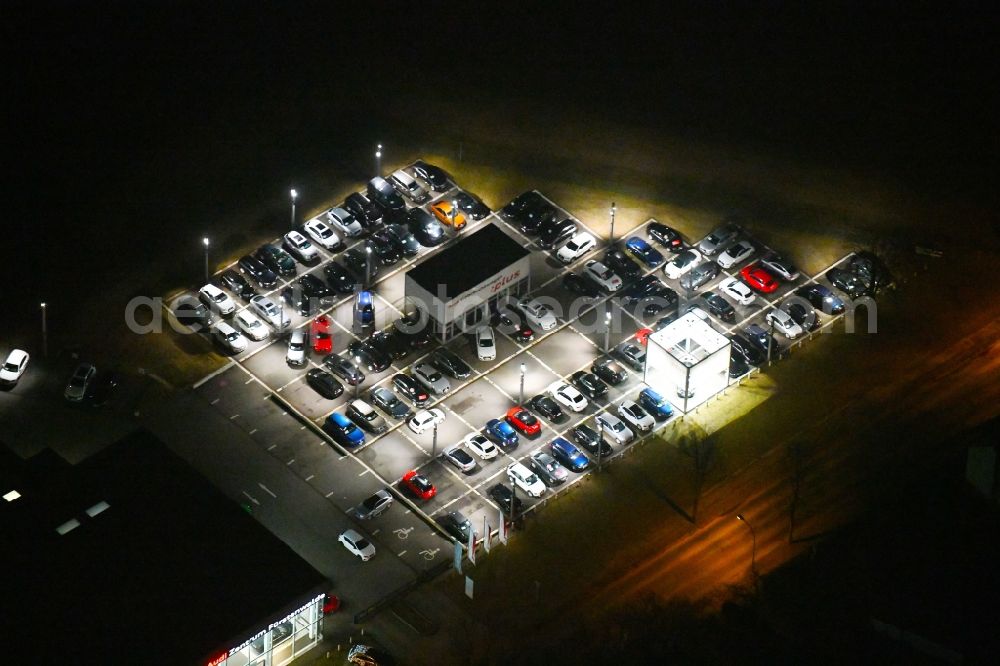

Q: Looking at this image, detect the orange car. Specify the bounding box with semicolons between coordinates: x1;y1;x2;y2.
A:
430;201;467;230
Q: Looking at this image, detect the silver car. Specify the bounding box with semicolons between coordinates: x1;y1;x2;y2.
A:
443;445;477;473
679;261;721;291
354;489;393;520
325;206;364;237
414;362;451;395
250;295;290;330
696;222;740;256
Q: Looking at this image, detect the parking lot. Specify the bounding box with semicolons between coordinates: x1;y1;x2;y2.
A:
178;160;867;585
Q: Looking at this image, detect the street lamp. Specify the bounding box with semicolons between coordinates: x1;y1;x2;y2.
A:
375;143;382;177
603;310;612;352
736;514;758;580
767;316;775;367
40;302;48;357
364;244;373;288
519;362;526;406
451;199;459;233
202;237;210;284
609;202;617;246
432;422;439;459
290;188;298;226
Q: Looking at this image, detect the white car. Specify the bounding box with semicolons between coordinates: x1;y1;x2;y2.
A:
464;433;499;460
283;230;319;263
286;329;307;366
595;412;634;445
198;283;236;316
664;249;703;280
617;400;655;433
583;260;623;292
325;206;364;237
212;322;248;353
506;462;546;498
556;232;596;263
547;381;588;413
0;349;29;385
339;529;375;561
234;310;269;341
408;408;446;434
414;362;451;395
765;308;804;339
250;295;290;330
761;254;801;281
443;445;477;473
303;218;342;251
716;241;755;269
718;276;756;305
475;326;496;361
64;363;96;402
518;297;557;331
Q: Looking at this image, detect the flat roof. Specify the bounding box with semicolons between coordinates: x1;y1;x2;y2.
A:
407;223;528;301
649;312;730;366
0;431;327;666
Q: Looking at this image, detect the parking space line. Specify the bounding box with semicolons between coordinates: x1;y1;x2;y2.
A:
258;483;277;498
248;428;257;435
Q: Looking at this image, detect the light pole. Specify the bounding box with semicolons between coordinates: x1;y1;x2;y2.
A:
609;202;617;246
509;480;517;527
518;362;526;406
603;310;612;352
432;422;438;458
451;198;459;234
767;316;775;367
40;302;48;358
364;244;373;289
202;237;210;284
290;189;298;226
375;143;382;177
736;513;758;580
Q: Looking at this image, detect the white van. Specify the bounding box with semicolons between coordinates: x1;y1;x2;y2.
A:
390;169;428;203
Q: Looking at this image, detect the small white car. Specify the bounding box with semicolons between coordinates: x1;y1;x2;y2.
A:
250;295;290;330
212;322;248;353
443;445;477;473
718;276;756;305
716;241;755;269
339;529;375;561
518;297;557;331
0;349;29;385
765;308;804;339
547;381;588;413
199;283;236;316
326;207;364;237
464;433;499;460
408;408;446;434
617;400;655;433
286;329;307;366
664;249;703;280
595;412;634;445
761;254;800;281
303;218;342;251
283;230;319;263
390;169;428;203
234;310;269;341
475;326;496;361
506;462;546;498
583;260;623;292
414;363;451;395
556;232;596;263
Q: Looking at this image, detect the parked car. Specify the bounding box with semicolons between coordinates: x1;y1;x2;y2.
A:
303;218;343;251
348;339;391;373
326;206;364;237
849;251;892;293
507;462;546;498
562;272;602;298
514;199;557;235
625;236;665;267
716;240;755;269
700;291;736;321
765;308;804;339
617;400;655;432
485;418;519;449
238;254;278;288
441;511;475;543
474;325;497;361
392;373;429;405
429;347;471;379
344;192;381;227
354;489;392;520
255;244;296;277
729;351;751;378
368;176;405;212
283;230;319;263
614;342;646;371
414;363;451;395
0;349;29;385
744;323;784;359
761;253;800;281
571;423;612;458
369;230;402;265
401;470;436;500
454;190;491;220
323;262;357;294
213;321;248;354
506;406;541;436
368;386;410;419
464;432;499;460
343;247;379;280
595;411;635;444
339;529;375;561
571;370;608;399
443;445;477;473
250;295;290;330
583;260;623;292
326;411;365;448
324;353;365;385
502;191;545;218
430;200;467;230
740;264;780;293
638;388;674;420
64;363;96;402
527;394;565;422
591;358;628;385
384;223;420;257
729;333;765;367
827;267;869;299
412;159;450;191
390;169;428;203
393;310;433;349
173;294;215;330
529;451;569;486
234;310;269;341
680;261;721;291
198;283;236;316
538;218;577;249
603;248;643;282
647;222;684;250
549;437;590;472
556;232;596;263
298;274;335;304
407;208;446;246
310;315;333;354
782;299;818;331
718;276;756;305
488;483;524;515
696;222;740;256
279;285;314;317
795;284;846;314
547;381;588;412
518;297;557;331
622;274;670;306
220;269;257;301
347;399;389;434
306;368;344;399
664;249;703;280
492;309;534;342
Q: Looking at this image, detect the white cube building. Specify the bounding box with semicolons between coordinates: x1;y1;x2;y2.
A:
644;311;731;413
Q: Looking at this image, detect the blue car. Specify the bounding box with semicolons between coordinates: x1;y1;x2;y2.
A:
550;437;590;472
485;418;519;450
625;236;665;268
354;290;374;326
638;388;674;421
326;411;366;448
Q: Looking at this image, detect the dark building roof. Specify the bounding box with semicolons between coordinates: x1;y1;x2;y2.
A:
407;223;528;300
0;431;327;666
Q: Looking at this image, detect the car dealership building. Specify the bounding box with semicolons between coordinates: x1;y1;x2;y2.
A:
405;223;530;342
645;311;731;413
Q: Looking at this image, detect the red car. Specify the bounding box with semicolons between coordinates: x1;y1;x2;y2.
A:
311;315;333;354
505;406;541;437
740;264;779;294
401;470;436;500
635;327;652;346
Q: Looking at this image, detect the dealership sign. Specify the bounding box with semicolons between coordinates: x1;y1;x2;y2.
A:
216;593;325;662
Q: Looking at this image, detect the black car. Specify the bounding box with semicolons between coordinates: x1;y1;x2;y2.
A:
700;291;736;321
343;247;380;280
174;295;214;329
519;202;557;235
502;191;545;218
572;424;612;458
622;275;669;306
220;269;257;301
368;386;410;418
571;370;608;399
344;191;381;227
826;267;869;299
795;284;846;315
392;373;429;405
653;310;680;331
369;231;402;265
297;274;335;304
562;272;601;298
441;510;474;542
591;358;628;385
527;394;565;422
529;452;568;486
729;351;751;378
429;347;472;380
348;340;392;373
849;251;892;293
647;222;684;251
412;159;450;192
238;254;278;288
785;301;818;330
280;286;314;316
454;190;490;220
323;353;365;385
729;334;765;366
744;324;784;359
306;368;344;399
407;208;446;247
86;370;119;406
255;244;296;277
537;218;577;249
323;262;357;294
603;248;643;282
680;261;721;291
369;329;409;360
393;311;434;349
384;223;420;257
491;309;534;342
488;483;525;515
